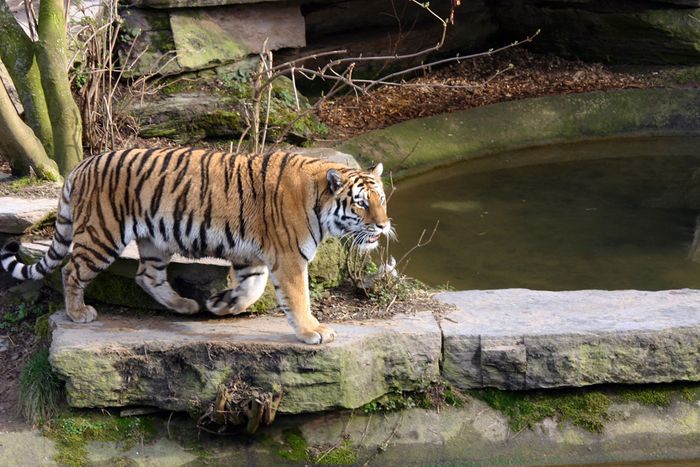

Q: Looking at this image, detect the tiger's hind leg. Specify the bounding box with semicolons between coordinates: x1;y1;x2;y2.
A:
135;238;199;314
62;236;124;323
206;262;269;316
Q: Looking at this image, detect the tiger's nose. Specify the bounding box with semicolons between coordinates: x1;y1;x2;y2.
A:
375;222;390;231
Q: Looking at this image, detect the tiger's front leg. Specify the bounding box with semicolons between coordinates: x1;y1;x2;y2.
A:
270;256;336;345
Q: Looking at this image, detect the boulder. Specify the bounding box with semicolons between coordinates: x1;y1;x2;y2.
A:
278;1;497;73
131;92;244;142
22;236;348;310
118;8;181;78
48;311;441;413
437;289;700;390
170;4;305;72
293;147;360;169
0;197;57;234
118;3;304;77
130;75;324;144
492;0;700;64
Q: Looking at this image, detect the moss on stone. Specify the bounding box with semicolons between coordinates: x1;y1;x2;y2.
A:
44;412;156;467
137;73;324;144
22;210;57;235
360;381;463;415
617;387;673;407
318;440;358;465
34;313;51;343
681;386;700;402
276;428;310;462
472;388;612;433
664;66;700;86
170;11;249;71
309;238;347;289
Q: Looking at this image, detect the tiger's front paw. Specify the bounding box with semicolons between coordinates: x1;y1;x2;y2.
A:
296;324;336;345
67;305;97;323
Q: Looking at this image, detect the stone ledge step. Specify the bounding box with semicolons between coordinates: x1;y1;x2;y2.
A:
48;311;441;414
0;197;58;235
436;289;700;390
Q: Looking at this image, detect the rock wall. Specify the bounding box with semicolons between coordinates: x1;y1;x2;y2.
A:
491;0;700;64
119;0;700;83
115;0;700;144
119;0;497;79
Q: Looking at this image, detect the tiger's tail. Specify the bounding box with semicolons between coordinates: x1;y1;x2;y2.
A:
1;179;74;280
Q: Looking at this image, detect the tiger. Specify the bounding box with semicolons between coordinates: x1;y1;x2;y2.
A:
0;148;391;344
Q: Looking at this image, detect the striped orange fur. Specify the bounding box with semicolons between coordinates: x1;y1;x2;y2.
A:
1;148;391;344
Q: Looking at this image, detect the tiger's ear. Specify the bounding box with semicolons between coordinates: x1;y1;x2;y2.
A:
371;163;383;178
327;169;343;194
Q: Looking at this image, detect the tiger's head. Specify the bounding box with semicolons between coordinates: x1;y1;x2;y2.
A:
325;163;392;250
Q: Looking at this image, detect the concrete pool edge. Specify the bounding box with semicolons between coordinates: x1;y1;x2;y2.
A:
338;88;700;178
3;398;700;465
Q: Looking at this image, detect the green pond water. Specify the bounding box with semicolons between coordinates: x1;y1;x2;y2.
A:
389;136;700;290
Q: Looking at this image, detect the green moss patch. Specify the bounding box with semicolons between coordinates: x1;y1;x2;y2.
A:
274;429;359;465
617;386;673;407
314;440;358;465
473;382;700;433
9;176;43;190
276;428;310;462
472;388;612;433
361;382;467;415
137;74;325;145
44;412;156;467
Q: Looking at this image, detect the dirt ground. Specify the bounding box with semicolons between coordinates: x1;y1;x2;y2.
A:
0;272;34;431
317;49;672;140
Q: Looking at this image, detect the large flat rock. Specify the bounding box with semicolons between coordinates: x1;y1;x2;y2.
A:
49;311;441;414
437;289;700;390
170;4;305;72
0;197;57;234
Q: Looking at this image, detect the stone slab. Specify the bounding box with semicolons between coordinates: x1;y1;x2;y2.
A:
436;289;700;390
170;4;305;72
293;148;360;169
118;8;181;78
49;311;441;414
0;197;57;234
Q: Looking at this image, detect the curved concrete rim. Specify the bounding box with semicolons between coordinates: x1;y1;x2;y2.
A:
338;88;700;178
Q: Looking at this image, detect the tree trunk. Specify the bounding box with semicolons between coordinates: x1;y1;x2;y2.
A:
0;78;60;181
35;0;82;175
0;0;54;166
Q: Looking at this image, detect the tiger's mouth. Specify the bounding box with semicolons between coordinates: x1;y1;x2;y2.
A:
354;231;382;250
